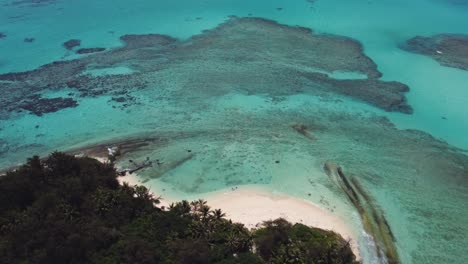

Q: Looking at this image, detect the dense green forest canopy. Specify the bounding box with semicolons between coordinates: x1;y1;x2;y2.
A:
0;152;358;264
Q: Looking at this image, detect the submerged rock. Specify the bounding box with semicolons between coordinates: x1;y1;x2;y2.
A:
111;96;126;102
24;37;35;43
291;123;316;140
76;47;106;54
324;161;399;264
19;96;78;116
401;34;468;71
119;34;177;49
63;39;81;50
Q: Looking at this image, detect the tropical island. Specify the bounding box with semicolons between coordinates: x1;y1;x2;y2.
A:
0;152;359;264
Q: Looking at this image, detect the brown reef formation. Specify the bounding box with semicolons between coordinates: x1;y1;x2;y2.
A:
76;47;106;54
18;95;78;116
0;17;413;117
63;39;81;50
401;34;468;71
324;161;399;264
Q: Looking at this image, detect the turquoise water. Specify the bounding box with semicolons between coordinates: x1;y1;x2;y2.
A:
1;0;468;263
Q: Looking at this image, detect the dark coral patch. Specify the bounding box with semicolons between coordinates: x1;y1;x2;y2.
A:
19;96;78;116
109;94;137;109
119;34;177;49
301;72;412;113
401;34;468;71
63;39;81;50
76;47;106;54
111;96;126;102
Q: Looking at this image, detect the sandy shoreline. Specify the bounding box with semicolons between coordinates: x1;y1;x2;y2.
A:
200;187;356;237
114;168;360;257
196;186;359;254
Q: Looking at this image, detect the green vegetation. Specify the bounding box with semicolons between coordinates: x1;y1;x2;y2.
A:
0;152;358;264
253;219;357;264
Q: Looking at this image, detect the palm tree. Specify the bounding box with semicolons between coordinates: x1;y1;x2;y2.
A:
190;199;208;216
200;205;211;221
212;209;226;220
170;200;191;217
134;185;152;200
226;224;252;253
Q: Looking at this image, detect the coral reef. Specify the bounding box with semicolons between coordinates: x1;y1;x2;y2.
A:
0;17;412;118
401;34;468;71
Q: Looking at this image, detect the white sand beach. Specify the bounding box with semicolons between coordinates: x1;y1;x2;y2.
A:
193;186;359;256
201;187;355;238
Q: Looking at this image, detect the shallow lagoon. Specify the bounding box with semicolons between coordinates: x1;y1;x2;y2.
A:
1;1;468;263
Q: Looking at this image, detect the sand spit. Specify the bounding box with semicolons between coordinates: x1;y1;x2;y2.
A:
196;186;359;255
114;168;360;257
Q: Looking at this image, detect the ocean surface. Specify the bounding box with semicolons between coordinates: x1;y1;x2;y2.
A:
1;0;467;263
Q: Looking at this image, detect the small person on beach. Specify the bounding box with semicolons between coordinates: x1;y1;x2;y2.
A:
107;145;121;162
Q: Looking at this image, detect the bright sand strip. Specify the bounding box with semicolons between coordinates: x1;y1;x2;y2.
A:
115;170;360;257
201;187;355;237
194;186;359;257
